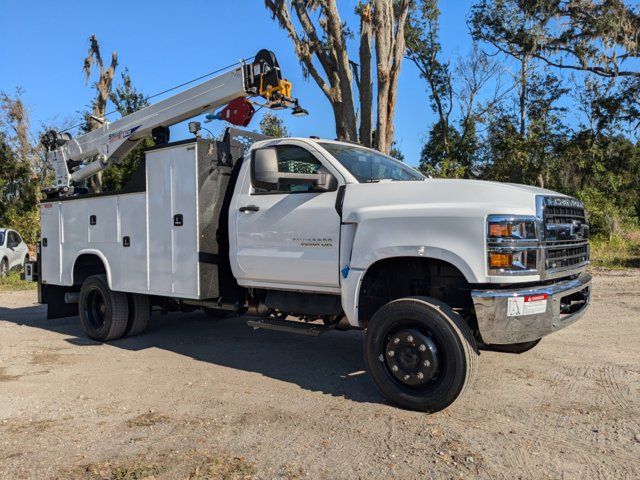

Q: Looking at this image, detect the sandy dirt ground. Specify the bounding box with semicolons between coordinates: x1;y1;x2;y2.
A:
0;270;639;479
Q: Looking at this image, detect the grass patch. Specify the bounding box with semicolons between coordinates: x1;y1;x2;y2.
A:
126;411;172;428
0;269;36;291
590;230;640;269
189;453;257;480
69;460;168;480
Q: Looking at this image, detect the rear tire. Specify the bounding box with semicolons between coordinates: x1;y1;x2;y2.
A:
364;296;478;412
124;294;150;337
79;274;129;341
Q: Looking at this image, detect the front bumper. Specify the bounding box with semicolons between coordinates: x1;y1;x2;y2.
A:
471;272;591;345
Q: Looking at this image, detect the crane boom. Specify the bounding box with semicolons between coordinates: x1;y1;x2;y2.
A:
42;49;302;195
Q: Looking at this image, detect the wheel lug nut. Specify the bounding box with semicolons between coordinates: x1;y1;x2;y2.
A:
419;344;426;352
392;365;399;372
406;335;413;342
393;337;400;345
388;350;395;357
423;360;431;367
404;374;410;381
417;372;424;379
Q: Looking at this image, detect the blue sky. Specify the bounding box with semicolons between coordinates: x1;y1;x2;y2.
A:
0;1;478;167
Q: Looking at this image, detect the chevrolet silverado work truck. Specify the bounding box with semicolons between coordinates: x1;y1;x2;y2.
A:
31;51;591;412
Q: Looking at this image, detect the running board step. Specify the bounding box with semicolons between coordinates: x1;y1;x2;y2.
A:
247;318;329;336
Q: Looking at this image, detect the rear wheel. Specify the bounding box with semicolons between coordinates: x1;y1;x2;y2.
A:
79;274;129;341
124;294;150;337
22;254;29;268
0;258;7;278
364;297;478;412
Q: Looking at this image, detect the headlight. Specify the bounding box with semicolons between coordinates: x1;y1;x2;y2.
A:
487;215;539;275
487;216;537;240
488;249;538;271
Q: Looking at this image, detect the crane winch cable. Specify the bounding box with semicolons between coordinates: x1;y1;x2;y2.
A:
61;56;255;133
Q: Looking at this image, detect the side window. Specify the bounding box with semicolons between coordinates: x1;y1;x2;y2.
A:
13;232;22;244
275;146;321;193
7;232;17;246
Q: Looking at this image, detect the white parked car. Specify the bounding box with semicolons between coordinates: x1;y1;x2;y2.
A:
0;228;30;277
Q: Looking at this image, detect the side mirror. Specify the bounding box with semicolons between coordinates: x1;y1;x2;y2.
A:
251;148;279;191
251;147;338;192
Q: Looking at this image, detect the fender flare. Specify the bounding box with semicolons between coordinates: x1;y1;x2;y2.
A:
71;249;113;288
341;248;478;327
354;245;479;283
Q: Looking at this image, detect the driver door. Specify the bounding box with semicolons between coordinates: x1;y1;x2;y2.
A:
234;144;342;289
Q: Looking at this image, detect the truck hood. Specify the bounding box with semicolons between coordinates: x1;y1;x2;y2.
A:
342;178;568;223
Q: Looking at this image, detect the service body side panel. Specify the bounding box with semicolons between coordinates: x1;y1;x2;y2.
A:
39;139;224;300
147;149;174;293
114;193;148;292
146;143;201;298
40;202;62;284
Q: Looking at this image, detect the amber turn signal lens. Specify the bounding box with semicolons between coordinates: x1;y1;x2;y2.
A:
489;223;512;237
489;252;512;268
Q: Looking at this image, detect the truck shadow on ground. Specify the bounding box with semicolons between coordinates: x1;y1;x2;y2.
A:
0;303;384;405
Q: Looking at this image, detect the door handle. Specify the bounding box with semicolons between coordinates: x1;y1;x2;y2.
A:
239;205;260;212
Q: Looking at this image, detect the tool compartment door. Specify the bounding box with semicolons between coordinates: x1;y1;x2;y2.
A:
114;193;148;293
146;143;199;297
40;202;61;284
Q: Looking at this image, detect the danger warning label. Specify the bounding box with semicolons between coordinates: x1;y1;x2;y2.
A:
507;293;549;317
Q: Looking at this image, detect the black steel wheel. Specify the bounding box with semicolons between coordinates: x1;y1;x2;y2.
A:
79;274;128;341
364;297;478;412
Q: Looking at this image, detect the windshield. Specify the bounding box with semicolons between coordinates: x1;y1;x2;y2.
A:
319;143;424;183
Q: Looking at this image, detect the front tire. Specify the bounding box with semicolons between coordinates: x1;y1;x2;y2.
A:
364;297;478;412
0;258;8;278
79;274;129;342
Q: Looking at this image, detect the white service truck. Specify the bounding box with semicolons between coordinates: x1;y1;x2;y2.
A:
29;50;591;412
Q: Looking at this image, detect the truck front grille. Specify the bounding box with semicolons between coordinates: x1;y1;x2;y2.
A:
545;243;589;270
539;196;590;274
544;205;587;225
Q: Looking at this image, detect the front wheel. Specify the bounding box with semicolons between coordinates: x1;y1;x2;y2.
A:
364;297;478;412
0;258;8;278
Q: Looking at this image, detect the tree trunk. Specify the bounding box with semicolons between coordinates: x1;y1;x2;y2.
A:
322;0;358;142
84;36;118;192
373;0;392;153
384;0;410;152
265;0;409;152
372;0;410;154
519;56;527;138
358;3;373;147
